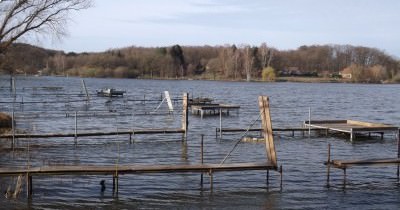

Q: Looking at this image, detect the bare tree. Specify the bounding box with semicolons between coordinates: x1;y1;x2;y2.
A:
0;0;92;56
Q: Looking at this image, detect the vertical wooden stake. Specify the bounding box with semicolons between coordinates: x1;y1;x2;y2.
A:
266;170;269;186
182;93;189;140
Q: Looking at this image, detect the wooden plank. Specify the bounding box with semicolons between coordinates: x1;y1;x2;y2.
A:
346;120;392;128
258;96;277;167
0;128;185;139
331;158;400;168
0;162;276;176
217;127;325;132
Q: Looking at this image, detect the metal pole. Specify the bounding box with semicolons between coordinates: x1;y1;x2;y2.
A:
327;144;331;188
219;109;222;139
201;134;204;187
12;110;15;148
308;107;311;137
74;111;77;145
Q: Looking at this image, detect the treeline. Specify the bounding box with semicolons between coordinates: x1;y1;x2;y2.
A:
2;43;400;83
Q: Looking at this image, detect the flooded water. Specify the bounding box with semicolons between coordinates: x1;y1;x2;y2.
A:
0;76;400;209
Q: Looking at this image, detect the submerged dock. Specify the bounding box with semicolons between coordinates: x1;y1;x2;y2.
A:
304;120;398;141
191;104;240;118
0;95;282;199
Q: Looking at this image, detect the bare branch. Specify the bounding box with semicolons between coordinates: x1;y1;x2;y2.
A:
0;0;92;55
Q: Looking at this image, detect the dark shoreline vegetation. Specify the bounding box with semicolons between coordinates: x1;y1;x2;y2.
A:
1;43;399;83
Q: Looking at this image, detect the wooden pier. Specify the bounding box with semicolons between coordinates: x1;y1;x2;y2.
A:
325;138;400;187
0;96;282;199
1;93;190;146
215;127;326;138
304;120;398;141
191;104;240;118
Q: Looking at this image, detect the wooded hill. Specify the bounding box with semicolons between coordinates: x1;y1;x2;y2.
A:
1;43;399;83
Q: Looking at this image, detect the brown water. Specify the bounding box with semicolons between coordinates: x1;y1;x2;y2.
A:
0;76;399;209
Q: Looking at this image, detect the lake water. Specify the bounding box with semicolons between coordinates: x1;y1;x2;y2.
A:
0;76;400;209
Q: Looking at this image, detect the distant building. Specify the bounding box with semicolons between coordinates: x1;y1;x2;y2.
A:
339;67;352;79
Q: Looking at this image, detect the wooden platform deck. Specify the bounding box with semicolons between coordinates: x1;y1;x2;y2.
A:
0;162;281;198
325;143;400;187
0;128;185;139
304;120;398;141
215;127;326;137
0;162;276;176
191;104;240;118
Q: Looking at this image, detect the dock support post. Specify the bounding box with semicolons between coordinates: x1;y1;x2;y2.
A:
113;175;119;195
350;129;354;142
397;129;399;181
343;168;347;188
308;107;311;138
266;170;269;187
219;109;222;139
326;144;331;188
12;110;15;148
209;169;213;191
129;133;132;144
74;111;78;145
26;173;32;199
200;134;204;187
182;93;189;140
279;165;283;191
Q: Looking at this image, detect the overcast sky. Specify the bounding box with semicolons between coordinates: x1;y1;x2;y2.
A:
44;0;400;57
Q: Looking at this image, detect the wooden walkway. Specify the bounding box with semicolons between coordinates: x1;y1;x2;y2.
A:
0;95;282;198
0;162;281;198
304;120;398;141
215;127;326;138
325;143;400;187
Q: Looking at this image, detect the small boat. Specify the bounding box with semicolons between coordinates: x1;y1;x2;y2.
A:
96;88;126;97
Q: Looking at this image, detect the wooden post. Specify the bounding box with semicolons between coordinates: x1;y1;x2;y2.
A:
327;144;331;188
182;93;189;140
200;134;204;187
266;170;269;186
258;96;277;167
74;111;78;145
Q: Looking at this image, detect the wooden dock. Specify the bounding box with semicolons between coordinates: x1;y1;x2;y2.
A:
304;120;398;141
215;127;326;138
0;95;282;199
191;104;240;118
325;141;400;187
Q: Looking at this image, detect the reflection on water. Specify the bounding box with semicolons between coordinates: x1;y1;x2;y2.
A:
0;76;400;209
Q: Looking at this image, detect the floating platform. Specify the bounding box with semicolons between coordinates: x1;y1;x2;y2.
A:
304;120;398;141
191;104;240;118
